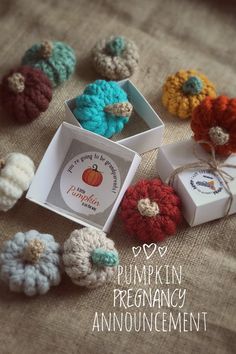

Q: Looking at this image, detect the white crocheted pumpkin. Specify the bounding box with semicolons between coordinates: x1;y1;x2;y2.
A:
63;227;119;288
0;153;35;211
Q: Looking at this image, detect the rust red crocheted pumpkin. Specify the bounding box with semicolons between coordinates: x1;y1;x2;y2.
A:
191;96;236;156
0;66;52;123
120;179;182;243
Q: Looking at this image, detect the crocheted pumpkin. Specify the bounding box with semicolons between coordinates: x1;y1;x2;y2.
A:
0;230;61;296
73;80;133;138
0;66;52;123
162;69;216;119
63;227;119;288
22;40;76;87
92;35;139;80
120;179;182;243
191;96;236;156
0;153;35;211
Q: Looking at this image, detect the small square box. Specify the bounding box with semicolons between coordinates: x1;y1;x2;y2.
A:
156;139;236;226
64;79;164;154
27;122;141;232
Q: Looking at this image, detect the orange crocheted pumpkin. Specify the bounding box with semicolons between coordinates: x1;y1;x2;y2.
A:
191;96;236;156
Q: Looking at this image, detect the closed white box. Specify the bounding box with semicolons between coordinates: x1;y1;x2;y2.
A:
64;79;164;154
27;122;141;232
156;139;236;226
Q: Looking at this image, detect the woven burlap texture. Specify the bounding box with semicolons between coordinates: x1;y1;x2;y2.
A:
0;1;235;354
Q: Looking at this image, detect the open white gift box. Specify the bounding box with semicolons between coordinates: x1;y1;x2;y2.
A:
27;122;141;232
157;139;236;226
64;79;164;154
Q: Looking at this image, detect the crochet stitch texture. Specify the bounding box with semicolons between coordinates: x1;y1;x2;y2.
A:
92;35;139;80
22;40;76;87
0;66;52;123
63;227;119;288
191;95;236;156
0;230;61;296
0;153;35;211
162;69;216;119
120;179;182;243
73;80;132;138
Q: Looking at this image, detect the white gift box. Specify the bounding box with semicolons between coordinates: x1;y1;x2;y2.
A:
156;139;236;226
27;122;141;232
64;79;164;154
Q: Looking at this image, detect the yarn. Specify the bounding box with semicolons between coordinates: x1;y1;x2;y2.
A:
63;227;119;288
0;66;52;123
208;126;229;146
106;36;126;56
91;35;139;80
162;69;216;119
191;96;236;156
137;198;160;217
0;152;35;211
91;248;119;267
120;179;182;243
22;40;76;87
73;80;132;138
0;230;61;296
182;76;203;95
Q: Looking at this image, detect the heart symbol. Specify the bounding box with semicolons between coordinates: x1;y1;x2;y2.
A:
143;243;157;260
132;246;142;257
158;246;167;257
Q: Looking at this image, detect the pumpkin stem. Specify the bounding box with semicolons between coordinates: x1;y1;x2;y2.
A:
23;239;45;263
104;102;133;118
182;76;203;95
137;198;160;217
209;126;230;146
92;164;98;171
106;36;126;56
7;73;25;93
0;159;5;170
39;40;53;59
91;248;119;267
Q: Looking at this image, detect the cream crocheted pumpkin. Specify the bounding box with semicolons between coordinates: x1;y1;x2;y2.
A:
63;227;119;288
0;153;35;211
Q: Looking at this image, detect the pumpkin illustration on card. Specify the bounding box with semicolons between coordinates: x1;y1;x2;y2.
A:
82;164;103;187
59;150;121;216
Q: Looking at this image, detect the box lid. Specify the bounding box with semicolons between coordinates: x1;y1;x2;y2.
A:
27;122;141;232
64;79;164;154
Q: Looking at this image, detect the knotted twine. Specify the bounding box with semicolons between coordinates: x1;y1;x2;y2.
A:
166;140;236;216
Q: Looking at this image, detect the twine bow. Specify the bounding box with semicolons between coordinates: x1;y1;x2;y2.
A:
166;140;236;216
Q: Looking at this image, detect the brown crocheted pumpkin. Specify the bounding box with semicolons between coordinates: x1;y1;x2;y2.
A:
0;66;52;123
191;96;236;156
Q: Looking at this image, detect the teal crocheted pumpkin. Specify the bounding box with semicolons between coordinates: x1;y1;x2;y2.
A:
0;230;61;296
22;40;76;87
73;80;133;138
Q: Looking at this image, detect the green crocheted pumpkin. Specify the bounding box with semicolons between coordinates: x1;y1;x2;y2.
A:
22;40;76;87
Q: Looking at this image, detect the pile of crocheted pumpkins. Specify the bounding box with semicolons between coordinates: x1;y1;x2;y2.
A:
0;40;77;123
162;69;236;156
0;150;181;296
0;227;119;296
1;35;236;298
0;35;139;125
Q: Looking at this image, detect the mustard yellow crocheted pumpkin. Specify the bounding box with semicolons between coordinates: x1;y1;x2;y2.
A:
162;70;216;119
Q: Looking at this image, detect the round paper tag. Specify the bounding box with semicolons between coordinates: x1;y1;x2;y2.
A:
60;151;121;215
189;169;223;195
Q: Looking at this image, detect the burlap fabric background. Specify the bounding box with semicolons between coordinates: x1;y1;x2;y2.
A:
0;1;235;353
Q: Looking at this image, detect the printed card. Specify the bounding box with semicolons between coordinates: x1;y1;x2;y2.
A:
46;139;131;229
